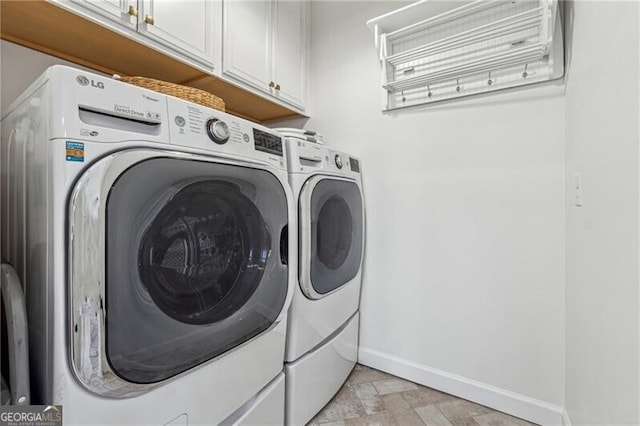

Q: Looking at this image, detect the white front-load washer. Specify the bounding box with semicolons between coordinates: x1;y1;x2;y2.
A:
283;138;364;425
0;65;296;425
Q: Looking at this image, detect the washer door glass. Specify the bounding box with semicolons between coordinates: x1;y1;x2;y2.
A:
307;178;363;295
105;158;288;384
138;181;268;325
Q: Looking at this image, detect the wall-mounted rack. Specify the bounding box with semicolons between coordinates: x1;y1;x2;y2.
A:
367;0;564;110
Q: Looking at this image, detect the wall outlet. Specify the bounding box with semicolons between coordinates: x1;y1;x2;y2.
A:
573;172;583;207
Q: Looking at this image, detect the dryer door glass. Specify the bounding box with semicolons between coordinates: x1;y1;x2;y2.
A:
308;179;363;295
104;158;288;384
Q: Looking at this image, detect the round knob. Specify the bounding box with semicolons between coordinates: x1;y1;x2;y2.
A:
144;15;154;25
206;119;230;144
335;154;343;169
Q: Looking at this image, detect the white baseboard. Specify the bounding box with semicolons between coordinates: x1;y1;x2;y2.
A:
358;347;566;426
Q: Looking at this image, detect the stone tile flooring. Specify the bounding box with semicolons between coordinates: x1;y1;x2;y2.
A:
308;364;536;426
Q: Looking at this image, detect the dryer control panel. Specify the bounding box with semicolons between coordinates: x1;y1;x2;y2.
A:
166;97;286;171
285;138;361;179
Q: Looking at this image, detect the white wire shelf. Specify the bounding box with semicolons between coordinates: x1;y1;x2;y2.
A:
367;0;564;110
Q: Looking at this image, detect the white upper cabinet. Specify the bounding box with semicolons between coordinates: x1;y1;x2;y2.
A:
222;0;307;111
69;0;137;30
44;0;306;117
272;0;306;109
61;0;215;69
138;0;214;68
222;0;272;92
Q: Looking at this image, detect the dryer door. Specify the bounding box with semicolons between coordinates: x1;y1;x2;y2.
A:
299;176;363;299
68;149;289;397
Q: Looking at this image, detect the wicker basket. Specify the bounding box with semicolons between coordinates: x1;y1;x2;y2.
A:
116;76;225;112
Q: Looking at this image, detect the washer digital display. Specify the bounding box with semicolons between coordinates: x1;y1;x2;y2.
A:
253;129;283;157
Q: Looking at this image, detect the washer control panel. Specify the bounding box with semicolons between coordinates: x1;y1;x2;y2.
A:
166;97;286;170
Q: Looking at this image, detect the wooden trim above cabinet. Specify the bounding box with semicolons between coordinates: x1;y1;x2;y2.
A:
0;0;301;123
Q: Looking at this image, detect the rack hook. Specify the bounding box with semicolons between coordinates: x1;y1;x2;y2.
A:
427;85;432;98
401;91;406;103
522;64;529;79
487;72;493;86
456;79;461;93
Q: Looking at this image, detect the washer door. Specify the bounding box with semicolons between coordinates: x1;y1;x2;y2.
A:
68;150;289;396
299;176;363;299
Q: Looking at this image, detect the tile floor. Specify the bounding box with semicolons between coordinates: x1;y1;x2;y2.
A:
309;364;536;426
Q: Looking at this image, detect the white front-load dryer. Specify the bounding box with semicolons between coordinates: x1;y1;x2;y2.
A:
0;66;296;425
283;138;365;425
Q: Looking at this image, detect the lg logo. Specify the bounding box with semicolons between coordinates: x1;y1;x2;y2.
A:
76;75;105;89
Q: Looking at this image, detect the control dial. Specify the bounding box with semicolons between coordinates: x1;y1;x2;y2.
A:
206;119;230;144
335;154;343;169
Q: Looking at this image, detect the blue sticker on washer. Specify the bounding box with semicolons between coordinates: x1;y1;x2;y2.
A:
66;141;84;162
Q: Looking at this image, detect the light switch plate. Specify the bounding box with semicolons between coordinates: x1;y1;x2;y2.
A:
573;172;583;207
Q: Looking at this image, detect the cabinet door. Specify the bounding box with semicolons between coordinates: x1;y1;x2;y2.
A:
272;0;306;109
68;0;137;30
222;0;272;94
139;0;214;68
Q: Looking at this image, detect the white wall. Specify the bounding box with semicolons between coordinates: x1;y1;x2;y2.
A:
564;1;640;424
304;2;566;424
0;40;96;115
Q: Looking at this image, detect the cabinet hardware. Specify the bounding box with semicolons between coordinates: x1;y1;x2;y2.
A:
269;81;275;88
275;84;280;91
128;5;138;17
144;15;154;25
